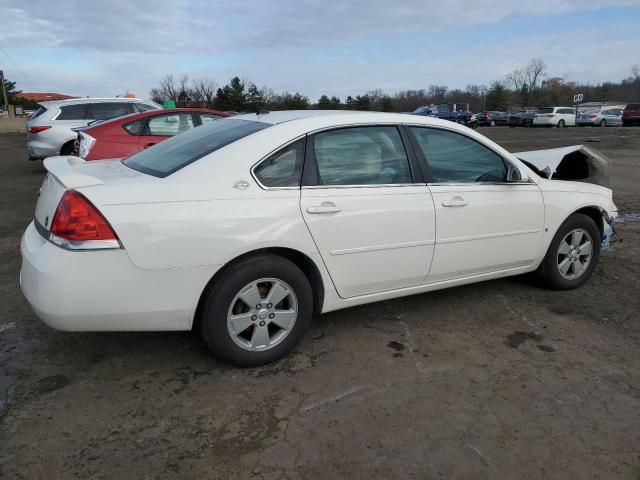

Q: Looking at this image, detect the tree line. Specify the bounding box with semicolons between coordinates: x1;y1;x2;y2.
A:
150;59;640;113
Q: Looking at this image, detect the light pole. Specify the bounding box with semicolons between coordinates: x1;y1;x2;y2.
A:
0;70;8;115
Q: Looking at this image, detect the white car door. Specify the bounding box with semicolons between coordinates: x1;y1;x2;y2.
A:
407;126;545;283
300;125;436;298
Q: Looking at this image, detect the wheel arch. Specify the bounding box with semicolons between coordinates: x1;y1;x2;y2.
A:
570;205;605;238
192;247;325;330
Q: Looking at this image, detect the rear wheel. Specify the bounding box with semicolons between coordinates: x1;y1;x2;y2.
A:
538;214;601;290
557;119;565;128
600;119;607;127
200;255;313;367
490;120;496;127
59;141;75;156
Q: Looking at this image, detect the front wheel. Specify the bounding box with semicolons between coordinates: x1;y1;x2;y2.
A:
537;214;601;290
200;255;313;366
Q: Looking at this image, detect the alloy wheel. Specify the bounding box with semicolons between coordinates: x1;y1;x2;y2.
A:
557;228;593;280
227;278;298;351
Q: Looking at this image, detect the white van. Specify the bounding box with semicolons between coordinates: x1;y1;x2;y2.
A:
533;107;576;128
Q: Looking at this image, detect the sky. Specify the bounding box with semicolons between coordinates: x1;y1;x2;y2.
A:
1;0;640;101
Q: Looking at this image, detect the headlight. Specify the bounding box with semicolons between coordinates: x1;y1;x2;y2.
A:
78;132;96;159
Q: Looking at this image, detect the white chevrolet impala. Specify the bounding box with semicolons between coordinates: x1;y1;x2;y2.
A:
20;111;617;366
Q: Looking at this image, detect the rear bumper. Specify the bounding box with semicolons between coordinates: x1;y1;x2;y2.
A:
27;140;59;160
20;221;220;331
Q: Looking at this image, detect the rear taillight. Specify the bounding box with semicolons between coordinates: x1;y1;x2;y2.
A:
78;132;96;159
28;126;51;134
49;190;120;249
589;115;597;118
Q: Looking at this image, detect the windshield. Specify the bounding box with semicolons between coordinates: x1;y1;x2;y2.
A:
413;106;429;114
124;119;270;177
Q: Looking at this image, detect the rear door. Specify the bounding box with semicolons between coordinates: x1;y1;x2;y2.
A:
137;112;197;151
300;125;436;298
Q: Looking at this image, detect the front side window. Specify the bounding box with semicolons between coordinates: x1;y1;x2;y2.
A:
88;102;130;120
311;126;412;186
200;114;223;124
254;139;305;188
410;127;506;183
57;104;88;120
146;113;195;136
124;119;270;177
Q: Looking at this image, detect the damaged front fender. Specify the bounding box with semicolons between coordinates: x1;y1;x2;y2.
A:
516;145;610;188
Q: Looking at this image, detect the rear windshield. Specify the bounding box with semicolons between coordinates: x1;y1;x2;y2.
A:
537;108;554;114
123;119;270;177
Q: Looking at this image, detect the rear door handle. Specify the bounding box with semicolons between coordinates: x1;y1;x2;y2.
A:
143;143;157;149
442;196;468;207
306;202;342;214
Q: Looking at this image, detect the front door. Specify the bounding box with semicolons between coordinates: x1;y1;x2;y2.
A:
300;125;436;298
407;125;544;283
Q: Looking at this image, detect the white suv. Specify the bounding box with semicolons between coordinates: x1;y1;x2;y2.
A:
26;98;161;160
533;107;576;128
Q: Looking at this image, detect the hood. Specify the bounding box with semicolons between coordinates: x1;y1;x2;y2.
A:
515;145;610;188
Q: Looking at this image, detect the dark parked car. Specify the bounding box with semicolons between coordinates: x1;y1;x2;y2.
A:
476;111;508;127
622;103;640;126
411;104;473;125
508;110;537;127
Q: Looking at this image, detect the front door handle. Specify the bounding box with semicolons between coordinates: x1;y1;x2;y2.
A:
442;196;468;207
306;202;342;214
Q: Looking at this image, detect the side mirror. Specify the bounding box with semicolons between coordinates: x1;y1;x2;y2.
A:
507;164;528;183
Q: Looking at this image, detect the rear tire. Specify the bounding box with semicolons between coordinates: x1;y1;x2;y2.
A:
537;214;601;290
200;255;313;367
557;120;565;128
490;120;496;127
59;141;75;156
600;119;607;127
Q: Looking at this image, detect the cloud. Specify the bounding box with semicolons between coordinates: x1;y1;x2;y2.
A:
3;0;640;53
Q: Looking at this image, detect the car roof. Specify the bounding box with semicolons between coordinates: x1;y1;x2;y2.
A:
84;108;230;130
39;97;154;107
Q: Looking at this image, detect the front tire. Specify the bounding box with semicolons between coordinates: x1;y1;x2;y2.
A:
200;255;313;367
538;214;601;290
490;120;496;127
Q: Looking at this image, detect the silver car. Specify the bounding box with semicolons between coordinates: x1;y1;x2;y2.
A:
576;108;624;127
26;98;161;160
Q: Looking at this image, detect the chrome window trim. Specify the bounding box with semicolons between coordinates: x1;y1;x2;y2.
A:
302;183;425;190
250;134;307;191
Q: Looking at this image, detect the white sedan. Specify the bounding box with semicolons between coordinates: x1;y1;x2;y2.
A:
20;111;617;366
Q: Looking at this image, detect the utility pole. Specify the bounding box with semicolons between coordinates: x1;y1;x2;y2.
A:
0;70;8;115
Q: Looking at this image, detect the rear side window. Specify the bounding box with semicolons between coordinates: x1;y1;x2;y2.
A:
311;126;412;186
57;104;88;120
124;119;146;135
626;104;640;110
410;127;506;183
88;102;130;120
30;106;47;120
124;119;269;177
537;108;554;114
254;139;305;188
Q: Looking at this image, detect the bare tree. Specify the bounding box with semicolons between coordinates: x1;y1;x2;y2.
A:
505;68;527;90
524;58;546;91
191;78;217;108
632;64;640;79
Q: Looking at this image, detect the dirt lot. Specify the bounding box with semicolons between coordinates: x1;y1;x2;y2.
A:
1;127;639;479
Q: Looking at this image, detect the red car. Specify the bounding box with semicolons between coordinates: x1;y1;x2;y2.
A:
74;108;230;160
622;103;640;126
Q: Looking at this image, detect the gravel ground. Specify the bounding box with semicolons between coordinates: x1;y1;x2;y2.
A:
1;127;639;479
